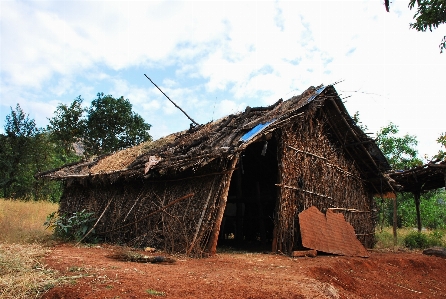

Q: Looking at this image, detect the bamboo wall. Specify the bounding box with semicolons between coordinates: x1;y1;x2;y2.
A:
275;115;376;253
59;157;235;256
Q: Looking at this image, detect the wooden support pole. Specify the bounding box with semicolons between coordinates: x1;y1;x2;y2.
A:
187;178;216;255
76;197;113;245
393;195;398;247
414;191;422;232
207;156;239;255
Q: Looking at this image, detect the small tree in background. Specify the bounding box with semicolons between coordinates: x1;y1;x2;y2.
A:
48;93;152;158
375;123;422;228
1;93;152;201
83;93;152;156
47;96;85;162
435;132;446;161
0;104;39;198
0;105;62;200
375;122;422;170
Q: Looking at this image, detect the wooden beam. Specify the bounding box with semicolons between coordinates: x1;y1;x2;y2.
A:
207;156;239;255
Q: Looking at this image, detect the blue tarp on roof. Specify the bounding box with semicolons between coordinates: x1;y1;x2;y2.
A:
305;85;327;103
239;86;326;144
239;120;275;143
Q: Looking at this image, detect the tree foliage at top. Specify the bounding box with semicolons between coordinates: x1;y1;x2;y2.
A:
352;111;369;132
375;122;423;170
84;93;152;156
47;96;85;158
0;93;152;201
47;93;152;157
0;105;63;200
435;132;446;160
386;0;446;52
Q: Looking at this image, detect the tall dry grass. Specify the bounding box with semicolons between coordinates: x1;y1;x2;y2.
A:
0;243;62;299
0;198;58;243
0;199;64;299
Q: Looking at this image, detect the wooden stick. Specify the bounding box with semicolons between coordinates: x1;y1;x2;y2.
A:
207;157;239;255
97;193;194;234
145;74;199;126
76;197;114;245
275;183;333;200
187;178;216;255
328;208;370;213
287;145;362;180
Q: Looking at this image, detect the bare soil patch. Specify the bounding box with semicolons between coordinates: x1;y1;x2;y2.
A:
40;244;446;299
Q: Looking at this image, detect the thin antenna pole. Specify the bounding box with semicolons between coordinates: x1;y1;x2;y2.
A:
144;74;199;126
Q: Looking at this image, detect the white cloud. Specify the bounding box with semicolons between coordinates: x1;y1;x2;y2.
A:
1;0;445;158
215;99;247;117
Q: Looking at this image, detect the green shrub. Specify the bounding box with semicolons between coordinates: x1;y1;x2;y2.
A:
428;230;445;246
403;230;445;249
44;209;98;243
404;231;429;249
374;230;394;248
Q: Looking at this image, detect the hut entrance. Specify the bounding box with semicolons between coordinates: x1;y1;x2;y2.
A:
218;137;279;251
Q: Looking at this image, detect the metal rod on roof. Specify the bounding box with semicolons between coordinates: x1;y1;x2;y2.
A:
144;74;200;127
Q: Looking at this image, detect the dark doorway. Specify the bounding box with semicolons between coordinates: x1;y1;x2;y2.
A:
218;137;279;252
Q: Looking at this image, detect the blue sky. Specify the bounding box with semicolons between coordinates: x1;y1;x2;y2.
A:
1;0;445;159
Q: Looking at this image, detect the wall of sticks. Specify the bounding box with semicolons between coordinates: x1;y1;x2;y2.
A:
59;157;236;256
275;111;376;252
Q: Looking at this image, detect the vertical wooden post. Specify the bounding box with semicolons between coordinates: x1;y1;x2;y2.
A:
392;195;397;247
414;190;422;233
272;138;283;253
207;157;239;255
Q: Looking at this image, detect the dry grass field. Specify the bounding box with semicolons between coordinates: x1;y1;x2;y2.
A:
0;198;58;244
0;198;62;299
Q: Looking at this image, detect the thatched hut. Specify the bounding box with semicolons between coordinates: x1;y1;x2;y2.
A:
38;84;393;256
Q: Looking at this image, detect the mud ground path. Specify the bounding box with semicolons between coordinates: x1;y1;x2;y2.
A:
41;244;446;299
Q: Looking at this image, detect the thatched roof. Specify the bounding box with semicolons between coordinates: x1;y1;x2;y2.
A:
37;84;392;191
387;160;446;193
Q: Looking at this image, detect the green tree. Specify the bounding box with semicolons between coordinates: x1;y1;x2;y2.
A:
399;189;446;229
375;123;423;230
386;0;446;53
435;132;446;160
375;122;422;170
0;105;66;201
47;93;152;158
83;93;152;156
0;104;39;198
47;96;85;160
352;111;369;132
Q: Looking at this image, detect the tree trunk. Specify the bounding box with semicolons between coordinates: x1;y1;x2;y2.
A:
393;195;398;247
414;191;422;232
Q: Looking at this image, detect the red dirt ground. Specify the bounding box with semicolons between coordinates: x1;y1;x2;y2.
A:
40;244;446;299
